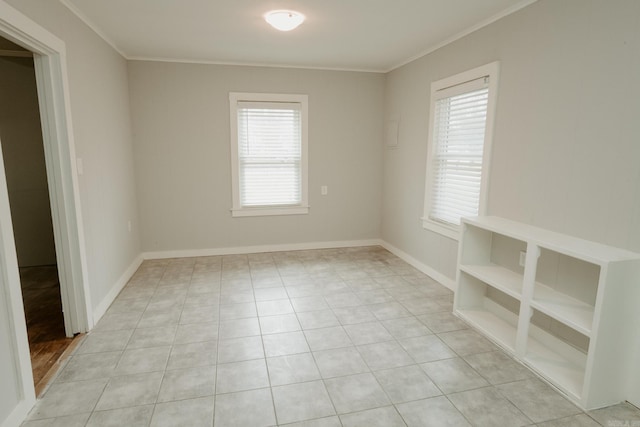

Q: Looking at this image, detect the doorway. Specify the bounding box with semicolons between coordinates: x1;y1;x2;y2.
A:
0;36;78;394
0;5;93;423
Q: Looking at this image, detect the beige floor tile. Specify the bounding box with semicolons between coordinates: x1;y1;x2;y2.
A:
27;248;623;427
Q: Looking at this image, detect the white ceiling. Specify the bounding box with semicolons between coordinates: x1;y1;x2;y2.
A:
62;0;535;72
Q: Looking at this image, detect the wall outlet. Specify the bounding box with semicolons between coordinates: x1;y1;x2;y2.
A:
519;250;526;267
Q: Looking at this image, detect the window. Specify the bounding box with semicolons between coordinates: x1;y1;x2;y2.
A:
229;92;309;217
422;62;499;240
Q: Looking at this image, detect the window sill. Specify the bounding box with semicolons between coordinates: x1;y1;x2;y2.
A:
421;217;460;241
232;205;309;217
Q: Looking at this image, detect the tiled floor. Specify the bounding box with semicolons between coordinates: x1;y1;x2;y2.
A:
22;246;640;426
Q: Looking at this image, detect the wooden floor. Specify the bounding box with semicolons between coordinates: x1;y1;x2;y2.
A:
19;265;77;395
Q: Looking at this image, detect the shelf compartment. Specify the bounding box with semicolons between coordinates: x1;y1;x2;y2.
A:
531;283;594;336
460;264;523;299
525;308;588;401
455;272;519;352
459;223;527;296
533;248;600;336
457;307;518;352
457;216;640;411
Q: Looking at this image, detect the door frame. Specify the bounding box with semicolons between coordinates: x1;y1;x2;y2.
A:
0;2;92;423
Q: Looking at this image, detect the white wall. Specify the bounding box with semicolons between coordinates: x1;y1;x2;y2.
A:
382;0;640;406
0;284;20;427
2;0;639;422
382;0;640;280
4;0;142;309
128;61;384;254
0;2;141;424
0;56;56;267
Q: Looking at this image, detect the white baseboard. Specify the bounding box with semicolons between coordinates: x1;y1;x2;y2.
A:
91;253;144;326
142;239;384;260
379;240;456;291
1;398;35;427
140;238;456;292
90;240;454;324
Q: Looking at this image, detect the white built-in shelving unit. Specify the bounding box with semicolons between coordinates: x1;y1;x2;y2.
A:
454;216;640;410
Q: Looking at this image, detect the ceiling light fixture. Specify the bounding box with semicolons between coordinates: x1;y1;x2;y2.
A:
265;10;305;31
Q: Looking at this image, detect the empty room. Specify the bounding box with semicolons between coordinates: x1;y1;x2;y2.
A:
1;0;640;426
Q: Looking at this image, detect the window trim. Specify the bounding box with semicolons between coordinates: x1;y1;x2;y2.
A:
229;92;309;217
421;62;499;240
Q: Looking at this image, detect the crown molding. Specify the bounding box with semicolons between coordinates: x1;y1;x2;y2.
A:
126;55;385;73
385;0;539;73
60;0;538;73
59;0;128;58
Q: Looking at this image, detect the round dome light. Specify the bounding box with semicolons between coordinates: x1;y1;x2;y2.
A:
265;10;305;31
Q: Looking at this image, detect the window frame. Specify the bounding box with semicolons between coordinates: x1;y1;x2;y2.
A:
229;92;309;217
421;62;499;240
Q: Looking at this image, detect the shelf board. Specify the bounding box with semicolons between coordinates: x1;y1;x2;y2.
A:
463;216;639;263
525;336;586;401
460;264;523;300
531;283;594;336
456;308;517;352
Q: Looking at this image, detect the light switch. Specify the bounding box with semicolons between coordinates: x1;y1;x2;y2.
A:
321;186;328;195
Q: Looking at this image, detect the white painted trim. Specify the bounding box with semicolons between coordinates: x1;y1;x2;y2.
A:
379;240;456;291
629;338;640;408
229;92;309;216
142;239;383;260
92;254;144;324
61;0;536;74
231;206;310;217
422;61;499;240
0;144;35;427
0;3;92;426
34;51;93;335
141;239;457;293
127;56;385;74
421;217;460;241
0;399;34;427
386;0;539;72
59;0;127;58
0;0;94;335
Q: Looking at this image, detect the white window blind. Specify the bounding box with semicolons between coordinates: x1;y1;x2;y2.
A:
237;101;302;207
429;77;489;226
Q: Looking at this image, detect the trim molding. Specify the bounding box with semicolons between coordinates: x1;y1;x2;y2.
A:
142;239;383;260
141;239;456;291
91;254;144;325
1;399;34;427
0;3;96;427
60;0;537;74
59;0;127;58
386;0;539;72
379;240;456;291
127;56;384;74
